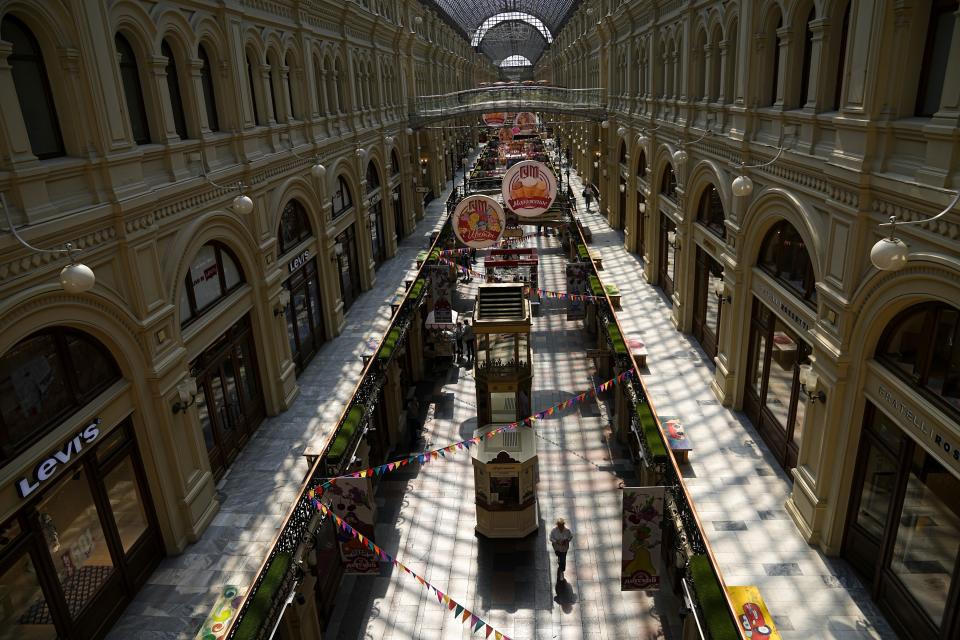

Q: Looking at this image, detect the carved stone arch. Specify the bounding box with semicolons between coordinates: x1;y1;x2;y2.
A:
848;260;960;360
110;1;159;61
685;159;733;211
364;148;386;192
153;7;196;57
1;0;79;53
740;187;825;280
165;211;263;317
326;158;360;209
241;26;266;64
652;142;679;188
267;176;322;241
0;291;149;382
787;0;820;30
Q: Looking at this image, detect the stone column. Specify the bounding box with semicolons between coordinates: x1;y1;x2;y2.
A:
717;40;729;104
148;55;181;143
278;64;292;122
188;58;211;134
774;26;791;108
703;44;713;102
258;63;276;124
805;18;829;110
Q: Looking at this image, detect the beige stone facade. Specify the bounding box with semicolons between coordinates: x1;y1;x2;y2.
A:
541;0;960;557
0;0;492;557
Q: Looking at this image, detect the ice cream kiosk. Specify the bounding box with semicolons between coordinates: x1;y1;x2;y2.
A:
471;426;539;537
471;284;532;426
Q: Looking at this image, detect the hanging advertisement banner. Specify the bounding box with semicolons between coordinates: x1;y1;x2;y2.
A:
566;263;588;320
498;127;514;143
621;486;664;591
328;477;380;574
429;263;454;325
514;112;538;135
482;112;508;127
452;195;505;249
502;160;557;218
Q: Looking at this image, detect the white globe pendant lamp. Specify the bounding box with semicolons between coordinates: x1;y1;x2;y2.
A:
869;189;959;271
732;174;754;197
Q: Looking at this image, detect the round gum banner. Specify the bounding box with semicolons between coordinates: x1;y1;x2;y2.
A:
501;160;557;218
482;112;507;127
514;111;538;134
452;195;505;248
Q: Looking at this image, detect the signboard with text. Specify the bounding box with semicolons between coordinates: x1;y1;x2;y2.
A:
328;478;380;574
501;160;557;218
452;195;505;249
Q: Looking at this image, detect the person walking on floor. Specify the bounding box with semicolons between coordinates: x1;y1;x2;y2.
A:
582;186;593;212
454;320;464;360
550;518;573;582
463;319;475;363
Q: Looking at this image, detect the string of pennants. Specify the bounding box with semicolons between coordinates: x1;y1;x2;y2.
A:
318;367;634;488
305;368;635;638
439;258;606;302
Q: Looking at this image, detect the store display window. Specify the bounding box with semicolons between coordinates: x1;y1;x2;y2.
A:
179;242;245;325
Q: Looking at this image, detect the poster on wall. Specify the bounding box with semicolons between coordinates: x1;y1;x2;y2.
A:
483;112;508;127
452;195;505;249
502;160;557;218
566;263;588;321
498;127;515;143
429;263;454;325
514;111;538;135
328;477;380;574
621;486;664;591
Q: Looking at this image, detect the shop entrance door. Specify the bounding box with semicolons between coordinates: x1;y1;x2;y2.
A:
194;316;265;478
692;247;723;361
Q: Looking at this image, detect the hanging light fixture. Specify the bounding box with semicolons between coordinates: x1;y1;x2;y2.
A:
601;120;610;128
870;189;960;271
1;193;96;293
731;127;796;197
617;126;627;138
384;135;395;146
232;187;254;215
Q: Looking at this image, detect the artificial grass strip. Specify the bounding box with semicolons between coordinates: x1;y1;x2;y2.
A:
328;406;364;460
409;278;425;299
589;275;604;296
378;327;401;360
689;555;739;640
635;402;668;460
606;324;628;354
232;552;291;640
577;243;590;260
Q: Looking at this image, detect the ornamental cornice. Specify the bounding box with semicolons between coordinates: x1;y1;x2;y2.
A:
852;263;960;317
872;199;960;240
0;226;117;283
0;288;143;342
242;0;295;20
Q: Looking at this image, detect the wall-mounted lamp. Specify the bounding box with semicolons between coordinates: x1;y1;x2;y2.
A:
593;161;600;169
392;191;400;202
273;288;292;317
1;193;96;294
870;189;960;272
172;377;199;414
667;230;680;251
601;120;610;128
334;242;344;257
732;127;796;197
617;126;627;138
356;148;367;161
619;183;626;193
406;127;414;135
384;135;394;147
713;278;731;304
798;361;826;403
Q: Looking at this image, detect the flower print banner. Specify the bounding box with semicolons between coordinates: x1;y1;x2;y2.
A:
327;477;380;574
621;486;664;591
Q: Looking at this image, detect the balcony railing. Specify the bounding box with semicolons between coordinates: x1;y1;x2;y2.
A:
410;86;606;122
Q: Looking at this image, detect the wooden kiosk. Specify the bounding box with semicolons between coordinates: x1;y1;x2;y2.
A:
472;284;533;425
471;426;539;537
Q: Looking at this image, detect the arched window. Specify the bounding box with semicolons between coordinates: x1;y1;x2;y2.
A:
391;149;401;177
758;220;816;306
660;164;677;201
636;149;647;179
278;200;312;255
832;2;850;111
325;57;337;114
198;44;219;132
725;19;739;102
0;328;121;462
366;162;381;193
335;58;346;112
285;52;297;120
799;7;815;107
179;242;245;325
618;142;627;167
1;15;64;159
245;50;261;125
331;176;353;218
266;52;279;122
877;302;960;417
697;184;725;239
115;33;151;144
915;0;957;117
770;14;783;106
162;40;188;139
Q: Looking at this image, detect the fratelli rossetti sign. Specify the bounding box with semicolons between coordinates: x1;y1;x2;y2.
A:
876;382;960;474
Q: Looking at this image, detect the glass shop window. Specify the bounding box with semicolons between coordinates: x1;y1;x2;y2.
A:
489;476;520;507
758;220;817;307
179;242;245;326
277;199;313;256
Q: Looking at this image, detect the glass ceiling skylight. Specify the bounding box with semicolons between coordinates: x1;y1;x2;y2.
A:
499;55;532;67
471;12;552;46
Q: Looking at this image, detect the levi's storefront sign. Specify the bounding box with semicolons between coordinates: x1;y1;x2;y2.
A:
16;418;102;498
502;160;557;218
453;195;505;248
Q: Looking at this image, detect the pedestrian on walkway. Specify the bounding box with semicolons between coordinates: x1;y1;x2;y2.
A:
550;518;573;582
454;320;464;359
463;319;475;363
582;186;592;212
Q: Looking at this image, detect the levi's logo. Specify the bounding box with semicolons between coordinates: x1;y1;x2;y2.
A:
15;419;102;499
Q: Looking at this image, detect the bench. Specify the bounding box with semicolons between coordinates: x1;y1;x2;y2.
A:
577;219;593;243
663;417;693;464
627;338;647;368
727;585;783;639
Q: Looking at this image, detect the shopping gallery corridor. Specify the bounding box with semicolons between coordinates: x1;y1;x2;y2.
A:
2;2;959;640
